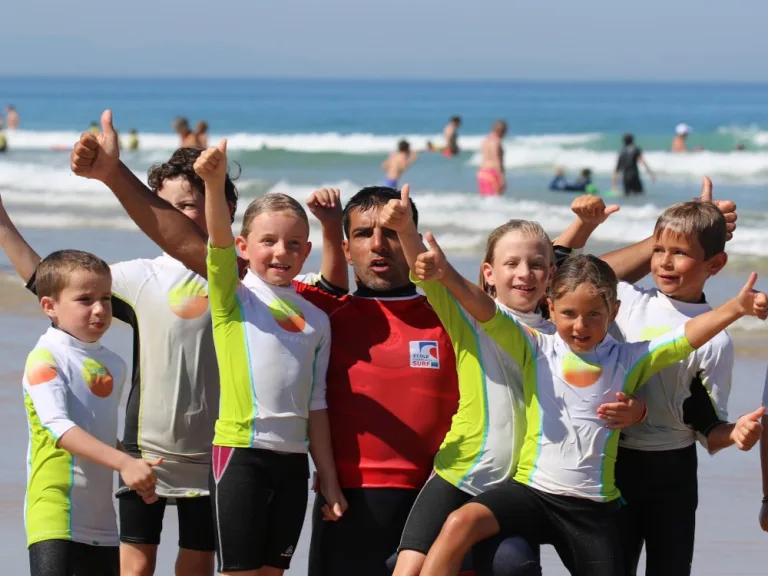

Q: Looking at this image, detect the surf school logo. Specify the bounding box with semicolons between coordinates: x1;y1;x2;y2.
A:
409;341;440;369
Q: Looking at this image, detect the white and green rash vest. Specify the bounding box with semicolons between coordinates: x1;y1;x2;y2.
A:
611;281;733;452
110;254;220;498
481;307;694;502
23;327;127;547
414;276;555;496
208;244;331;451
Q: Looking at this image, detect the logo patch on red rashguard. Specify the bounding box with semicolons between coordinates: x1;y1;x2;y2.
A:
409;341;440;369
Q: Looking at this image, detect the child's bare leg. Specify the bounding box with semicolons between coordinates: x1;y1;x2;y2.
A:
420;503;500;576
393;550;427;576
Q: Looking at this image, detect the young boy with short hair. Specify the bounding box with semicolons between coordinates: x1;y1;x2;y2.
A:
603;200;764;575
23;249;160;576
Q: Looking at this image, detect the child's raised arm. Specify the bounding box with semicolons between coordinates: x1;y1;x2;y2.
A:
553;195;620;251
377;184;425;270
196;140;239;319
306;188;347;291
418;233;496;324
71;110;209;277
377;186;496;322
685;273;767;349
194;139;232;249
0;194;41;282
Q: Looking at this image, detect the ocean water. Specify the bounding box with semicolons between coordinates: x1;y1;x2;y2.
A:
0;78;768;573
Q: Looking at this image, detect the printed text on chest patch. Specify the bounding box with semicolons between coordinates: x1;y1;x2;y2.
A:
409;341;440;369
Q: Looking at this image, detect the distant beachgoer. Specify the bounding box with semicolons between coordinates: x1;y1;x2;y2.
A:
427;116;462;157
477;120;507;196
194;121;208;148
173;117;198;147
0;130;7;153
671;123;691;152
128;129;139;152
736;142;746;151
549;168;598;194
613;133;655;195
89;122;100;134
382;140;419;189
6;105;19;130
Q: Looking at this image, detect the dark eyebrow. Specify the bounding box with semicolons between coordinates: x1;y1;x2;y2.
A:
351;226;373;235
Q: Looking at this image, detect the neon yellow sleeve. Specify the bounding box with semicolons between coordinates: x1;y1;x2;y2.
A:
624;325;695;394
478;306;538;369
206;243;239;320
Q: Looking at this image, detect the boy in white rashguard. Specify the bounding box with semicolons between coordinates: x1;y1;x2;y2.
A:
604;200;765;575
23;250;159;576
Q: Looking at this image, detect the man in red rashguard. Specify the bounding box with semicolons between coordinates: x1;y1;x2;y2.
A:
298;186;460;576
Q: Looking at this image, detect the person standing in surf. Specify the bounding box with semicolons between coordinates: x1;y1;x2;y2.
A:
612;133;654;196
477;120;507;196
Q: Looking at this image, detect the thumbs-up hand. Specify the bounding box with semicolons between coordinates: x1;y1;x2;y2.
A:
736;273;768;319
378;184;413;233
570;194;620;226
730;406;764;451
193;139;228;184
699;176;738;241
70;109;120;182
414;231;448;281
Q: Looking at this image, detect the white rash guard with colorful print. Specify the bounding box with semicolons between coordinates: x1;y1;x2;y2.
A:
207;244;331;452
611;281;733;451
23;327;127;547
480;307;695;502
109;254;219;498
414;275;555;496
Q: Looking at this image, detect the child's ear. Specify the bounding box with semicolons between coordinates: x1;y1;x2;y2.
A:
304;241;312;260
610;300;621;323
547;297;555;317
708;252;728;277
234;235;249;260
40;296;56;321
482;262;495;286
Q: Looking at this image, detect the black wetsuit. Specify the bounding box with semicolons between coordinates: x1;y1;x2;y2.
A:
616;145;643;195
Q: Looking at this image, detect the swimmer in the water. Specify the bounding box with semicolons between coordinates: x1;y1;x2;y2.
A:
671;123;691;152
427;116;462;157
194;121;208;148
477;120;507;196
382;140;419;189
128;129;139;152
549;168;598;194
89;122;99;134
6;105;19;130
173;117;198;147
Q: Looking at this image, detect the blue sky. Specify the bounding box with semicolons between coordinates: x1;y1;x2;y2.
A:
2;0;765;81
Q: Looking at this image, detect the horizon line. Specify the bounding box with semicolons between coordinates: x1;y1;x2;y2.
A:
1;74;767;85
